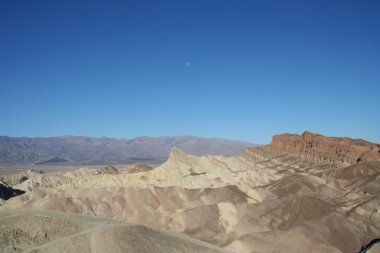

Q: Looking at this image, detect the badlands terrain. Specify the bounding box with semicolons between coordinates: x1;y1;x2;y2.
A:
1;131;380;253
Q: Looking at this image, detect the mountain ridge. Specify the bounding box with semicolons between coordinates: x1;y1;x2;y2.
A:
0;135;255;165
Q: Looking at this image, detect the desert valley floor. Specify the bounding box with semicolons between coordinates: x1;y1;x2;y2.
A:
1;131;380;253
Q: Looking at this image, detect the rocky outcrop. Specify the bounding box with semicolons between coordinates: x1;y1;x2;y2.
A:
0;169;44;187
127;163;153;173
100;165;118;175
0;181;25;200
247;131;380;165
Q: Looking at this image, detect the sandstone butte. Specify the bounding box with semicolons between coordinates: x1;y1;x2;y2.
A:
247;131;380;165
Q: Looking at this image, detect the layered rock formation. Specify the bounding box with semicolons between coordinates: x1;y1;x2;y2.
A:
247;131;380;165
1;132;380;253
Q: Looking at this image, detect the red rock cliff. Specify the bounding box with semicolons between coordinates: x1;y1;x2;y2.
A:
249;131;380;165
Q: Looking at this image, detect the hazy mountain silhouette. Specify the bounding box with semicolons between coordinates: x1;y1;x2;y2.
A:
0;135;254;165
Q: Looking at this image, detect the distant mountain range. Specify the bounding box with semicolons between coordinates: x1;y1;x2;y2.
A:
0;135;255;165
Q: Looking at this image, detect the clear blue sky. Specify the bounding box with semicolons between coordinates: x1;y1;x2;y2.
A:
1;1;379;144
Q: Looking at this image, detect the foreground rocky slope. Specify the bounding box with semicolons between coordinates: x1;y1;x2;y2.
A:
0;210;227;253
1;131;379;253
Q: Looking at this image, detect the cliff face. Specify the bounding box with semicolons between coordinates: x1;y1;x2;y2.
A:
249;131;380;165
